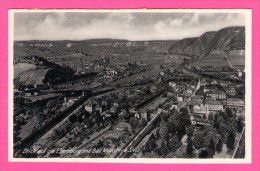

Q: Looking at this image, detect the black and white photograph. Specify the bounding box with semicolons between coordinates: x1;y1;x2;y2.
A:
9;9;251;161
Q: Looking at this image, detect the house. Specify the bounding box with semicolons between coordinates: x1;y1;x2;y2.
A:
62;100;74;108
203;86;213;93
95;105;102;113
177;96;183;102
211;80;218;85
150;85;158;93
135;112;140;119
205;100;223;111
205;90;218;100
85;104;93;112
24;89;40;97
226;86;236;96
227;98;245;110
115;122;131;131
24;85;35;91
220;81;228;88
186;88;193;96
205;90;226;100
200;79;208;86
169;82;176;88
192;95;204;103
109;106;117;114
193;105;201;113
190;80;197;89
218;90;226;100
162;102;172;111
141;112;148;121
171;102;186;112
160;71;164;76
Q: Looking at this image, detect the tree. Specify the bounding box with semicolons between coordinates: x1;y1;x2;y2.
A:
158;140;169;157
186;136;193;157
159;126;169;140
230;117;238;133
208;113;214;121
199;150;208;158
144;134;157;152
158;103;163;109
179;107;191;127
168;135;180;150
237;118;244;133
216;139;223;153
187;125;195;137
139;118;147;127
225;107;233;118
226;132;236;151
193;131;206;150
167;122;176;136
69;114;78;123
176;125;186;140
129;117;138;133
162;91;168;97
207;139;216;157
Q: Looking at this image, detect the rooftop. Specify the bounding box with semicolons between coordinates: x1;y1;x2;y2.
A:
205;100;222;105
227;98;245;106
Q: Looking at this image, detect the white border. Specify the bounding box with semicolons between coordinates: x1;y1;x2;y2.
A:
8;9;252;163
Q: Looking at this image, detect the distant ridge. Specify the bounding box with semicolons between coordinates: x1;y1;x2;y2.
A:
168;26;245;58
14;26;245;58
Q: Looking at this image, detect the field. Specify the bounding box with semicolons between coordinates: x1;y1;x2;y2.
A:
191;50;245;67
228;50;245;66
19;68;49;85
14;63;36;79
47;53;88;65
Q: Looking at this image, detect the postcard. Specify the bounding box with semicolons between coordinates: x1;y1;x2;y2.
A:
0;1;259;171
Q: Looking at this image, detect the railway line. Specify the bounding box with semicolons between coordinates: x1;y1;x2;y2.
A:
14;88;115;153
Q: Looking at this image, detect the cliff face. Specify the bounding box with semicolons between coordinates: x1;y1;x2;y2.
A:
168;26;245;58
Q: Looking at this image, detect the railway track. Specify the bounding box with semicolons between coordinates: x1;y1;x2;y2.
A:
14;88;115;153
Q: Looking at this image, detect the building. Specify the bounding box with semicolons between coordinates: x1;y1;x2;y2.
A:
227;98;245;110
218;90;226;100
186;88;193;96
177;96;183;102
226;86;236;96
193;105;201;113
205;90;226;100
205;100;223;111
211;80;218;85
220;81;228;88
169;82;177;88
203;86;213;93
85;104;93;113
171;102;186;112
200;79;208;86
24;89;40;97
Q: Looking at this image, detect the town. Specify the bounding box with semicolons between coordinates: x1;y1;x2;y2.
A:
13;26;246;159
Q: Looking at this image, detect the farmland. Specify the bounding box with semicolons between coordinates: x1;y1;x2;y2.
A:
18;68;49;85
191;50;245;67
14;63;37;79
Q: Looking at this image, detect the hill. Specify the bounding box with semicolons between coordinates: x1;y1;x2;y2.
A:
14;26;245;67
168;26;245;58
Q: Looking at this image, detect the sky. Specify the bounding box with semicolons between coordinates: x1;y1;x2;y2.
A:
13;10;245;41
